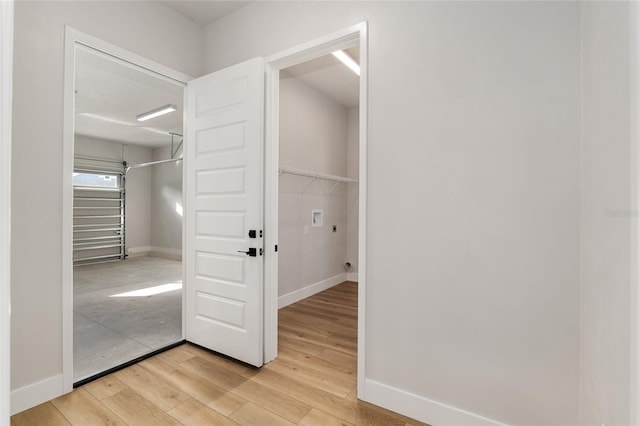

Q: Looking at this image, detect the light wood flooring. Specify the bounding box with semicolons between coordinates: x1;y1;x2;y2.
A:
11;281;427;426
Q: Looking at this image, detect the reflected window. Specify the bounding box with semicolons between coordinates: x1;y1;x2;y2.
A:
73;172;119;189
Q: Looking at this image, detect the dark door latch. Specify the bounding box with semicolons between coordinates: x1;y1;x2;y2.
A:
237;248;257;257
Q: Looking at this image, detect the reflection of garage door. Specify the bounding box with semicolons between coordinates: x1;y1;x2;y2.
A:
73;170;125;265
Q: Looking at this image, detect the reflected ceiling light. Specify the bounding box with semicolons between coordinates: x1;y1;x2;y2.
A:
332;50;360;76
136;104;177;122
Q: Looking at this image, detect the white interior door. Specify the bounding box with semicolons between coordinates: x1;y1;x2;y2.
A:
185;57;265;367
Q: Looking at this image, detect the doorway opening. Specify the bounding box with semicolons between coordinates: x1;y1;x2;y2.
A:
276;47;361;366
264;23;367;397
277;46;360;299
69;43;186;383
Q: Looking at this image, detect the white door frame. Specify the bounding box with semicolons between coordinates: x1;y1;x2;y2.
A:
1;0;14;422
263;22;368;396
62;27;192;392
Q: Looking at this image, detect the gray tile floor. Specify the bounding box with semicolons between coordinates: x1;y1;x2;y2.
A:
73;256;182;381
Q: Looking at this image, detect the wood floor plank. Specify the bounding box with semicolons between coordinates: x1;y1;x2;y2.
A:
102;388;180;426
280;306;354;327
293;300;357;319
278;334;327;357
307;294;357;308
346;388;358;402
113;363;190;411
279;311;356;336
179;343;252;375
320;348;357;367
153;346;195;365
11;402;71;426
299;408;357;426
247;367;415;426
278;321;332;339
83;376;128;401
278;325;356;356
229;402;295;426
50;388;124;426
264;357;354;397
167;398;240;426
277;345;356;378
180;355;312;423
139;356;246;416
283;304;345;322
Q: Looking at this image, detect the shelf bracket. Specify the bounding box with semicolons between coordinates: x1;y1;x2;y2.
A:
299;175;317;194
326;181;342;196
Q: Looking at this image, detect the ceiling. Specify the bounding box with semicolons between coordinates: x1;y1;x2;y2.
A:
74;46;184;148
162;1;251;27
74;41;359;149
282;47;360;109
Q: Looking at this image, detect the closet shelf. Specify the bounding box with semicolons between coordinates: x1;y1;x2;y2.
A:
278;166;358;195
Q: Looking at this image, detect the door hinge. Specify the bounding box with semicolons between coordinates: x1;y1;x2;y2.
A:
260;248;263;256
275;244;278;252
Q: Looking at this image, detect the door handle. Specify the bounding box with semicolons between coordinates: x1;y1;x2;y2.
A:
237;248;257;257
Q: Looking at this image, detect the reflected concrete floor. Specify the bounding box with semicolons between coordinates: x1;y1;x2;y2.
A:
73;256;182;381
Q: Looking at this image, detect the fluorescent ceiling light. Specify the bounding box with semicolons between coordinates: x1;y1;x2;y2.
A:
332;50;360;76
136;104;177;122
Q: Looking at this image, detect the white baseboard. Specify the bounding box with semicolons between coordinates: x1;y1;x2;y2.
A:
363;379;506;426
278;273;347;309
11;374;64;415
127;246;151;258
149;246;182;261
347;272;359;282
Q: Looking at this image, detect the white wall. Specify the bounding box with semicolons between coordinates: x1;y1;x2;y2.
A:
278;74;349;299
123;146;152;253
11;0;202;408
206;2;581;424
580;3;634;424
75;136;153;253
346;107;358;276
150;145;183;256
0;1;13;423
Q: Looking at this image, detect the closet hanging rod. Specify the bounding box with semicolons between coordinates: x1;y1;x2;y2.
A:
278;166;358;184
125;157;182;175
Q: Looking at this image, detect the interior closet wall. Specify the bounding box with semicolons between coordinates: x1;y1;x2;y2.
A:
150;145;183;259
278;73;356;301
74;135;152;254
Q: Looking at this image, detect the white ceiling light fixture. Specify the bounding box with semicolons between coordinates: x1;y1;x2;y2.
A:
136;104;177;122
332;50;360;76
